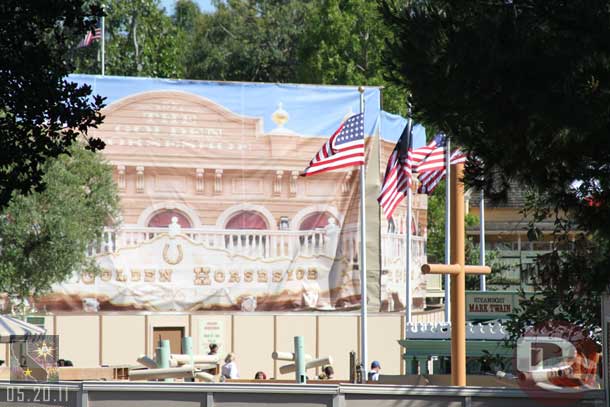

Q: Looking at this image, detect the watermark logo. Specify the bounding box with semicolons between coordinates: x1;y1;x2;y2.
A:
10;335;59;382
515;320;600;405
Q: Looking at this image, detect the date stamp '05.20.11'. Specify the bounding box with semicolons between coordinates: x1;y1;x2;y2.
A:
2;335;72;406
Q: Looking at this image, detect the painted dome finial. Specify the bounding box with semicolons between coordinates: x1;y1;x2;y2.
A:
272;102;289;128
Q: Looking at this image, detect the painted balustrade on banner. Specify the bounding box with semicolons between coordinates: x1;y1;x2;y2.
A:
88;228;427;272
88;226;373;261
381;233;427;270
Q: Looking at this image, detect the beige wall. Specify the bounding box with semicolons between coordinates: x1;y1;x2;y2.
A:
368;316;403;375
24;311;443;377
233;315;274;380
318;316;359;380
101;315;145;366
56;315;100;367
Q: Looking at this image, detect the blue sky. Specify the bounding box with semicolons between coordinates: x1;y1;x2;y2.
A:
159;0;216;14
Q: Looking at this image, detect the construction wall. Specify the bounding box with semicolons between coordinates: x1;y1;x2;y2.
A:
34;311;443;379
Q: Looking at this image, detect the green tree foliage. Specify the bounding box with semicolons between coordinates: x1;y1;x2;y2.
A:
380;0;610;233
74;0;409;113
380;0;610;339
174;0;200;33
176;0;407;113
297;0;406;113
75;0;183;77
0;0;105;209
0;144;119;305
184;0;313;82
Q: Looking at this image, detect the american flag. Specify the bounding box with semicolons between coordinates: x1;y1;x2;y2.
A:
378;122;426;220
417;150;466;194
413;134;448;173
301;113;365;176
78;27;102;48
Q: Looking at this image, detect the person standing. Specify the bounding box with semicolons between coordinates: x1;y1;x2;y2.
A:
222;353;239;379
368;360;381;381
205;344;219;375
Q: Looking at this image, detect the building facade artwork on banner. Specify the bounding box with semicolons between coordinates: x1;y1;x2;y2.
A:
32;76;429;313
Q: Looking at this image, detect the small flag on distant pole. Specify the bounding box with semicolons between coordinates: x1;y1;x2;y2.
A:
78;26;102;48
301;113;365;176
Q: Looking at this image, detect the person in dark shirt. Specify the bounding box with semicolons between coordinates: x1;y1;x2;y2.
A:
368;360;381;381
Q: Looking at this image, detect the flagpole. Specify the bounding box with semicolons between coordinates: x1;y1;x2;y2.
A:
479;189;486;290
406;182;413;323
444;138;451;322
357;86;367;379
405;105;414;324
101;12;105;76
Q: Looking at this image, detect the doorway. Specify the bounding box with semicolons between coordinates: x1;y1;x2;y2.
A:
153;327;185;354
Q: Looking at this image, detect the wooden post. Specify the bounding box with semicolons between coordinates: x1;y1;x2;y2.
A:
421;163;491;386
453;162;466;386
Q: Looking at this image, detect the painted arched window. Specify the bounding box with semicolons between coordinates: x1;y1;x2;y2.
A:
225;211;268;230
299;211;339;230
148;210;192;228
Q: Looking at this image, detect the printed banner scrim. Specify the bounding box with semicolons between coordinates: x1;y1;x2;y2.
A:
34;76;387;312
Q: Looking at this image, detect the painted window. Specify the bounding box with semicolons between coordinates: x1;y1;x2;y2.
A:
225;211;268;230
148;210;192;228
299;211;338;230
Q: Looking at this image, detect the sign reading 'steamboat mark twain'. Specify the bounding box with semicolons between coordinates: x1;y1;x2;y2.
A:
465;291;533;320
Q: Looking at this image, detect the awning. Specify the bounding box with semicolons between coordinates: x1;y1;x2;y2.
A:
0;315;46;343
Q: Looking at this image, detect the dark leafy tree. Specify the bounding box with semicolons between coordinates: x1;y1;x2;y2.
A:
0;0;106;209
379;0;610;340
0;144;119;308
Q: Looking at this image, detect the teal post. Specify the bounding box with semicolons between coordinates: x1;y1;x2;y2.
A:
294;336;306;384
156;339;171;382
417;357;429;375
182;336;194;382
442;356;451;374
182;336;193;358
406;356;418;374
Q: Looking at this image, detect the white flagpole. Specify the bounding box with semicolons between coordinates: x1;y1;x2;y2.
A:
101;13;105;76
405;107;414;324
406;184;413;323
444;138;451;322
358;87;368;378
479;189;486;290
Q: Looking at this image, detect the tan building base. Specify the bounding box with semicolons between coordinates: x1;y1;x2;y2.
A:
8;311;443;380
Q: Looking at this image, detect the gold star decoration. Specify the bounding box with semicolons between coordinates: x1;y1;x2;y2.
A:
23;368;32;377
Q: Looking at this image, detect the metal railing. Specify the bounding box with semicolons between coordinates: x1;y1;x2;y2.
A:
0;381;601;407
